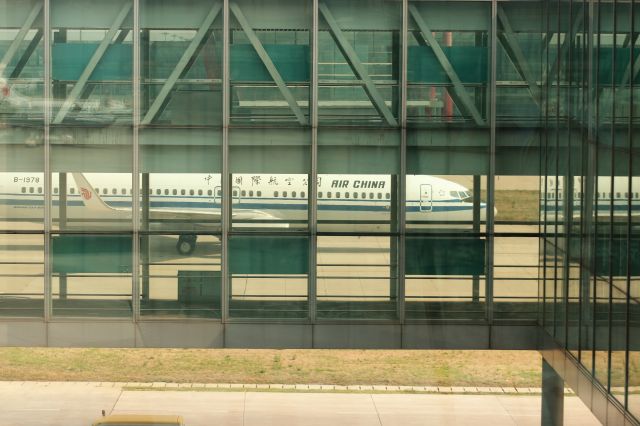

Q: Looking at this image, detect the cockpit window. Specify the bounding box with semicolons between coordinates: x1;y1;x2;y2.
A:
450;191;460;199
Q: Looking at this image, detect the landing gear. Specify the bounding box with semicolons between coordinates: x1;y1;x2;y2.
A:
176;234;197;255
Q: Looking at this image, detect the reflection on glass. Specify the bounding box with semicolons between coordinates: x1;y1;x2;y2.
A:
230;0;310;125
141;0;222;127
317;174;394;233
51;233;132;317
228;235;308;319
0;234;44;317
231;173;308;230
51;0;133;126
140;234;221;318
318;0;400;126
144;173;222;233
406;175;487;232
53;172;132;231
317;236;397;319
407;1;489;125
405;235;486;320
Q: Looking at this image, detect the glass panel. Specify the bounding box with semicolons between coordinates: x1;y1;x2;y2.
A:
0;234;44;317
50;0;133;126
317;236;397;320
408;1;489;125
230;128;310;230
51;234;132;317
0;0;45;228
230;0;310;125
318;0;401;126
405;235;486;320
53;172;133;231
229;235;308;319
140;234;221;318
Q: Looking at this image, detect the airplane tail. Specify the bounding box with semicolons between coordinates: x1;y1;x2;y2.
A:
71;173;118;213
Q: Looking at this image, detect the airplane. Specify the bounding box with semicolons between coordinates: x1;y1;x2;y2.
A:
541;176;640;221
0;172;486;254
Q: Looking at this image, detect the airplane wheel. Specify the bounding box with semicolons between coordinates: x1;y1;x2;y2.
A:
176;235;197;255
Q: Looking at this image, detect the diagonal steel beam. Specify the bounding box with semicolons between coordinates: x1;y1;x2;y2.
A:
0;3;43;77
543;9;583;86
319;2;398;126
53;2;132;124
9;28;43;79
497;6;541;107
620;35;640;85
230;2;307;125
408;4;484;126
141;3;221;125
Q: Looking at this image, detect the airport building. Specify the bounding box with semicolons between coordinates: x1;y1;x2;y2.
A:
0;0;638;424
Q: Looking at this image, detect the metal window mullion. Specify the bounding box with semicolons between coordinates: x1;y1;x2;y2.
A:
624;0;635;410
221;0;230;327
43;0;52;324
132;0;141;323
309;0;319;325
397;0;408;326
606;0;617;393
487;0;497;328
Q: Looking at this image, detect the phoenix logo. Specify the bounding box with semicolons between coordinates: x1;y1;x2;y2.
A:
80;188;92;200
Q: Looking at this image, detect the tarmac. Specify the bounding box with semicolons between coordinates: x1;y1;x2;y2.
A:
0;381;601;426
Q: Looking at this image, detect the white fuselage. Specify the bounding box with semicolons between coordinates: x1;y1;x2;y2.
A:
0;173;485;230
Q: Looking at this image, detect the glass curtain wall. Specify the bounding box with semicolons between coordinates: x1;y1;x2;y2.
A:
0;0;560;339
0;0;45;316
541;0;640;419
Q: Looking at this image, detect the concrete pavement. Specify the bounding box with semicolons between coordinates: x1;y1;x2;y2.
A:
0;382;601;426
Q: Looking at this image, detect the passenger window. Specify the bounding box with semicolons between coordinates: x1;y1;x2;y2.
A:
121;188;126;195
257;191;262;197
361;192;366;199
53;187;58;194
327;192;332;199
70;188;75;194
318;192;323;198
274;191;279;197
353;192;358;199
292;191;296;197
172;189;177;195
207;190;212;196
190;189;195;196
198;189;203;196
283;191;287;197
335;192;340;198
95;188;100;193
241;190;246;197
149;189;153;195
617;192;621;198
156;189;161;195
181;189;186;195
21;187;26;193
217;190;222;196
104;188;109;195
38;187;42;194
345;192;349;199
369;193;374;199
163;189;169;195
300;191;305;198
249;190;254;197
377;193;382;199
28;187;34;194
232;190;238;197
385;193;390;199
